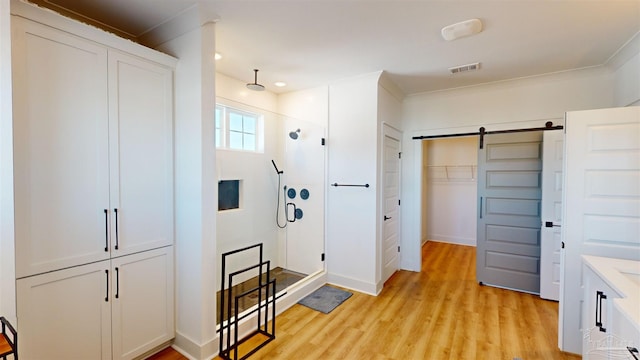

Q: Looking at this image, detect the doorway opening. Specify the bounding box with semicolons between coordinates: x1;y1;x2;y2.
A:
421;136;478;247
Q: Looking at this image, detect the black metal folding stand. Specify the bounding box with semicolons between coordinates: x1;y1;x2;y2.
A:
219;244;276;360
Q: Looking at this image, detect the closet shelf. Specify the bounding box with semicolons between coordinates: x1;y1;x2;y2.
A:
426;165;477;182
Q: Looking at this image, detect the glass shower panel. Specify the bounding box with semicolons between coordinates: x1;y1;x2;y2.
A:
215;97;325;325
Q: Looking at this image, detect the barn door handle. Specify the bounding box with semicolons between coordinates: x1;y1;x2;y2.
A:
479;197;483;219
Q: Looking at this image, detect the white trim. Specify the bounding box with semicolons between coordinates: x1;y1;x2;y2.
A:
426;236;476;247
327;272;380;296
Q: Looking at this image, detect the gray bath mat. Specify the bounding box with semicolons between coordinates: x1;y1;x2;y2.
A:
298;285;352;314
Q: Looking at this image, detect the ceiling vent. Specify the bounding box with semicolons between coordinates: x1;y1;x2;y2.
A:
449;62;481;74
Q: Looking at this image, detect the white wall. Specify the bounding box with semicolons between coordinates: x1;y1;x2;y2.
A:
423;137;477;246
614;55;640;107
401;66;615;273
0;0;16;324
610;32;640;107
155;16;218;360
278;86;329;128
326;72;381;294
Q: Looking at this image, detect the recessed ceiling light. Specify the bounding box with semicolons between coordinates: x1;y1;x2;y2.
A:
214;53;222;60
274;82;287;87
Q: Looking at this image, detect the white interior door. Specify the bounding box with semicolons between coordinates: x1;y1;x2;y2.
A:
382;125;401;283
540;130;564;301
559;106;640;354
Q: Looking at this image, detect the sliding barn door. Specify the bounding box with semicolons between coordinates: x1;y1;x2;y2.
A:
477;132;543;293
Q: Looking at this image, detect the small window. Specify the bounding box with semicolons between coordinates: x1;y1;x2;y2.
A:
218;180;240;211
215;104;263;152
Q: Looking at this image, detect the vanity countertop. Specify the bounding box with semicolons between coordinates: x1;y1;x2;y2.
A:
583;255;640;332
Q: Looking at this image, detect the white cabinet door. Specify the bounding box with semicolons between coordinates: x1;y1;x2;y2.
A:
610;306;640;360
17;261;112;360
583;265;620;359
108;51;174;257
12;17;110;278
111;247;174;360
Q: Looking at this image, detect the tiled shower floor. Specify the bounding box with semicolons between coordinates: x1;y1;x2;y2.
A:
216;267;306;323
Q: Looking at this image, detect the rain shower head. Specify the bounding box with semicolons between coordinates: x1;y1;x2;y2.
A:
246;69;265;91
289;129;301;140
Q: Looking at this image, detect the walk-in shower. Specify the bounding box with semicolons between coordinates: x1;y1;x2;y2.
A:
215;97;325;325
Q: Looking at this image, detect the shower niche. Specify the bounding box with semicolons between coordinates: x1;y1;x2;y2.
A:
215;97;326;325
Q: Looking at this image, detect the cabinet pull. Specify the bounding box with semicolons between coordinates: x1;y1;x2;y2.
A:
596;290;607;332
115;267;119;299
114;208;119;250
105;269;109;302
104;209;109;252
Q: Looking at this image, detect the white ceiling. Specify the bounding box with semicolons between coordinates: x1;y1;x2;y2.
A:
31;0;640;95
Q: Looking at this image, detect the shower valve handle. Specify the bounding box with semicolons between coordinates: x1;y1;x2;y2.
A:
287;202;297;222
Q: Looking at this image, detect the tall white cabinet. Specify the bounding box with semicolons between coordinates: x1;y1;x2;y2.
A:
11;3;176;359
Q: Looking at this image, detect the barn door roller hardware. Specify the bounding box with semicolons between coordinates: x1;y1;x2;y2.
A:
412;121;563;149
478;122;563;149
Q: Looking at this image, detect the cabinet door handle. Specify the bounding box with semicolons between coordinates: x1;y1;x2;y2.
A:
596;290;607;332
115;267;119;299
104;209;109;252
114;208;119;250
105;269;109;302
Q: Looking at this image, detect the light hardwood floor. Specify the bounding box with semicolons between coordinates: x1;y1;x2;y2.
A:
148;241;582;360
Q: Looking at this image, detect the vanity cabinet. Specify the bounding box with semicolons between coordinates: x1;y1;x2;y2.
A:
17;247;174;360
582;256;640;360
11;2;177;359
582;265;621;359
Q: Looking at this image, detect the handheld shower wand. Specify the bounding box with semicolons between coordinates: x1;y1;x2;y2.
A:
271;159;283;174
272;159;287;228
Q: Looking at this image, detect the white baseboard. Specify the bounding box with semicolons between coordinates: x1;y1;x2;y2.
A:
327;273;379;296
426;235;476;247
173;270;328;360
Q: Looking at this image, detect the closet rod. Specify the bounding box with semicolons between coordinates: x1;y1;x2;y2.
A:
412;121;563;143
